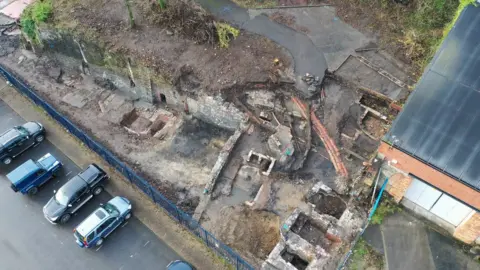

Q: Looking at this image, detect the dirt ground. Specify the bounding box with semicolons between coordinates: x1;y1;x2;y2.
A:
209;205;281;266
53;0;291;92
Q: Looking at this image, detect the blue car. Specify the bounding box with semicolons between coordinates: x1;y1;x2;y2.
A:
167;261;195;270
73;196;132;248
6;153;62;195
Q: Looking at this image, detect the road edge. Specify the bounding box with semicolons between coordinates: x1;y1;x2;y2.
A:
0;81;230;270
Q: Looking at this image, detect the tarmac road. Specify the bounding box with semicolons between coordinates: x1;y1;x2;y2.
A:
0;99;182;270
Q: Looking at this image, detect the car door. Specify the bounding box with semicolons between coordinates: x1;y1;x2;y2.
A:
70;185;92;214
5;137;22;157
13;135;31;156
97;217;117;238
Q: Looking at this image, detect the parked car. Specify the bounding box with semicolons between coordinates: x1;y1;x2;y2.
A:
7;153;62;195
73;196;132;248
0;121;46;165
167;260;195;270
43;163;108;224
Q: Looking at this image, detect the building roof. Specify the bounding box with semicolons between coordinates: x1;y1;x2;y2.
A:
6;160;39;185
384;5;480;191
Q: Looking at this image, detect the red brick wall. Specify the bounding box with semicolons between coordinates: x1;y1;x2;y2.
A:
453;212;480;244
378;142;480;210
387;173;413;203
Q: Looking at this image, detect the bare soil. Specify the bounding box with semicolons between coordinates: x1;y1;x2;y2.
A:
211;206;280;265
362;114;387;139
53;0;291;92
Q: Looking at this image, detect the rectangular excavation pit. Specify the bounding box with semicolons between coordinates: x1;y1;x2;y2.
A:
281;249;309;270
359;94;390;116
247;150;276;176
290;213;332;250
307;193;347;219
361;111;386;139
120;109;167;137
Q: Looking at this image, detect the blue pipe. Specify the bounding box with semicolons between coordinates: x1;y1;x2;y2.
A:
369;177;389;221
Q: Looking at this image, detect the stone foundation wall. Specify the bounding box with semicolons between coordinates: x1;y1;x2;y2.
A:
187;95;246;131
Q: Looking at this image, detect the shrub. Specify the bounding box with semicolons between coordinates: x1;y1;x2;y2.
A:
215;23;240;48
20;0;53;42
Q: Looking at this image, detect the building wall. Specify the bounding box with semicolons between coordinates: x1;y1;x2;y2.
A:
377;141;480;244
378;142;480;209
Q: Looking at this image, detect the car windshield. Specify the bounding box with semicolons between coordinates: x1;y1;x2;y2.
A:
54;189;70;206
103;203;119;215
16;126;29;135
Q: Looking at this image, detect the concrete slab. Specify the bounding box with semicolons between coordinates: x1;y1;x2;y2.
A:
251;6;372;71
0;0;15;10
1;0;33;19
362;212;480;270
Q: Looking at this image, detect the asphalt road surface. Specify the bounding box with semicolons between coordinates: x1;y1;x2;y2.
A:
0;99;182;270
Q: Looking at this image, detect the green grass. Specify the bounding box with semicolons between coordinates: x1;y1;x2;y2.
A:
348;238;384;270
20;0;53;42
403;0;474;69
371;197;402;225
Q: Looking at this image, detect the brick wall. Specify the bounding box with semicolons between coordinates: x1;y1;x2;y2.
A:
378;142;480;210
387;173;413;203
453;212;480;244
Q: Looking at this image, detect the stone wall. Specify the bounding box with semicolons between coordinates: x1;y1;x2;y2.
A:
38;29;156;103
187;95;246;131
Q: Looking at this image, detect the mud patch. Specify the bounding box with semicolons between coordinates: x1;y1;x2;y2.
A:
362;112;386;139
308;193;346;219
212;206;280;262
169;117;232;166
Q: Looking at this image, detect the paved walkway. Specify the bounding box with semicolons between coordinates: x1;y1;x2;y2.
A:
363;212;478;270
196;0;328;96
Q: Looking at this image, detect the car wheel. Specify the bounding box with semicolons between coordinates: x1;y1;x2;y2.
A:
59;213;71;224
27;187;38;196
34;135;45;143
96;238;104;247
93;186;103;196
125;212;132;220
2;157;12;165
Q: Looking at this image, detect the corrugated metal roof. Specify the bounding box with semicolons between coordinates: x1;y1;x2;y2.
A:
384;5;480;191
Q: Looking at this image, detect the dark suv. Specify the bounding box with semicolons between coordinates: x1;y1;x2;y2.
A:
0;122;46;165
43;164;108;224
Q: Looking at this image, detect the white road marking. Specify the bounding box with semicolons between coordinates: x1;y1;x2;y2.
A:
143;241;150;247
65;171;72;176
96;245;103;251
122;221;128;228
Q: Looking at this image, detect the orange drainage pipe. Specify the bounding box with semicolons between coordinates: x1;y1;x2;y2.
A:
292;97;349;177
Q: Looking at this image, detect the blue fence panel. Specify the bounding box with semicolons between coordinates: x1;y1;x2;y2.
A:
0;64;254;270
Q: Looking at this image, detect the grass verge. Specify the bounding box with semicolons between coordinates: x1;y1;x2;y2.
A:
347;238;384;270
371;197;402;225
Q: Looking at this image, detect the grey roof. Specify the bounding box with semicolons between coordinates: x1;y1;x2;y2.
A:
384;5;480;191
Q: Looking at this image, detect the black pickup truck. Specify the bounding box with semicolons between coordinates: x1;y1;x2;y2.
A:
43;164;108;224
0;122;46;165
